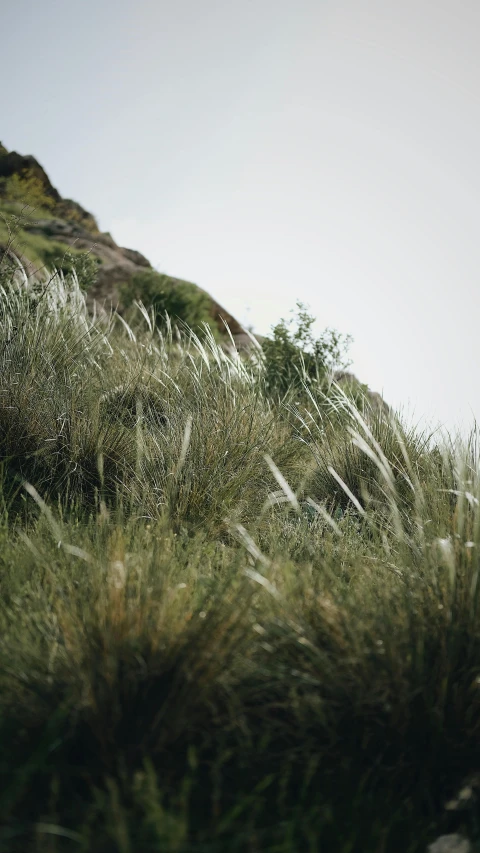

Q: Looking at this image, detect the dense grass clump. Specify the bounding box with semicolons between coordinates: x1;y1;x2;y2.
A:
1;263;480;852
119;270;220;340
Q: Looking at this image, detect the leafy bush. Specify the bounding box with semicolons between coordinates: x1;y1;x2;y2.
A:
0;168;55;213
21;242;101;286
121;269;217;335
51;247;101;290
261;300;353;398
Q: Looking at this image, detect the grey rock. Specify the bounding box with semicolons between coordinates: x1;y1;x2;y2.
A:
119;246;151;267
331;369;390;414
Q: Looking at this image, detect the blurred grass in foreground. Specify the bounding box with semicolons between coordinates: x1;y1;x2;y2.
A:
0;262;479;852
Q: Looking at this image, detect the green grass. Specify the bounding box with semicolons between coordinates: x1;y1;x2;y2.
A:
119;270;221;341
0;203;101;279
0;198;58;221
0;262;479;852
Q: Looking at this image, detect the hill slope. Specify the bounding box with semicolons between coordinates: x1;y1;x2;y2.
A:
0;142;246;340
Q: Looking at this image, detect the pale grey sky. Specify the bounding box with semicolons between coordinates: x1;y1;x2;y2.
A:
3;0;480;434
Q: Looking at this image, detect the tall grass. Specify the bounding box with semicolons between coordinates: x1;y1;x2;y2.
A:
1;262;480;851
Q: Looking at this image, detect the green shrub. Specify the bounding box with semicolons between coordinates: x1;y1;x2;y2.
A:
120;269;216;335
51;248;101;290
261;301;353;398
0;168;55;213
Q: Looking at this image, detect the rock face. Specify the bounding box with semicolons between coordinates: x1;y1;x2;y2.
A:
0;148;63;205
0;147;99;234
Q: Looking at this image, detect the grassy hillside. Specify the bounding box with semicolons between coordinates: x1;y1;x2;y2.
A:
0;144;248;342
0;261;479;852
0;204;98;279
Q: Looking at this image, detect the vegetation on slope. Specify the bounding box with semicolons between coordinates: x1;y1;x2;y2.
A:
119;269;223;341
0;260;479;852
0;144;248;342
0;165;102;282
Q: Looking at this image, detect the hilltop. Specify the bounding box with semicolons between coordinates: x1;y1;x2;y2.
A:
0;141;247;342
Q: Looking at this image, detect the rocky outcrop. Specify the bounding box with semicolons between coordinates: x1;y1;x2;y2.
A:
0;148;63;205
0;143;247;338
0;146;100;234
22;218;150;268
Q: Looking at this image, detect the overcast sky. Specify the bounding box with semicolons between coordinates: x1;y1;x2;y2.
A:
3;0;479;436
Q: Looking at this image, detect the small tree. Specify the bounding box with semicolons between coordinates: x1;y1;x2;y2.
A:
261;301;352;398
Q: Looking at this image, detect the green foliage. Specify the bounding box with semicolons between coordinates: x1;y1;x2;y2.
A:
0;168;56;212
261;300;353;398
25;241;101;284
0;215;100;288
1;263;480;851
121;269;217;336
53;248;101;290
0;269;295;529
